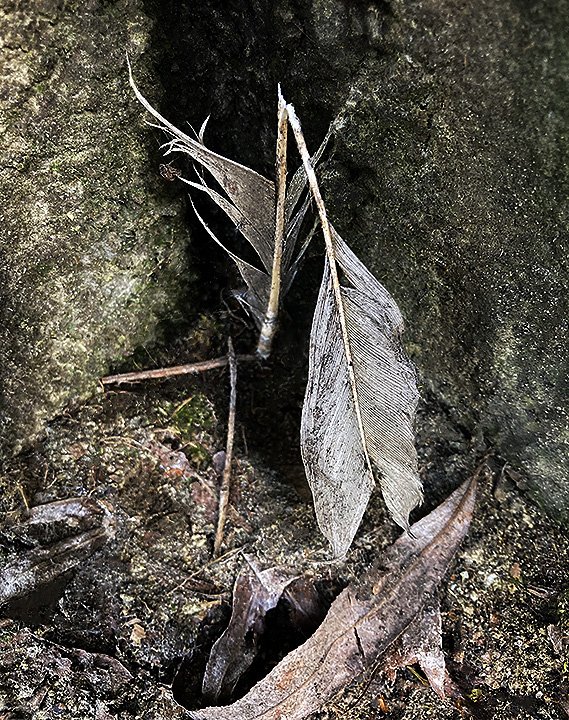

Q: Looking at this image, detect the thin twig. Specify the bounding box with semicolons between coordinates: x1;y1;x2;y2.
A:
101;354;255;386
17;484;29;512
166;546;243;596
214;339;238;557
257;89;288;359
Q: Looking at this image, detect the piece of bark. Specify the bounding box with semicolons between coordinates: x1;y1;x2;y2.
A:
191;478;476;720
0;497;114;607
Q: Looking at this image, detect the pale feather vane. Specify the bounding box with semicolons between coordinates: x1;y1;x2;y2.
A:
301;231;422;557
287;104;422;556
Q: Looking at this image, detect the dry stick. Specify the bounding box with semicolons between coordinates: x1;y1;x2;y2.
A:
285;103;373;478
17;484;29;511
256;88;288;360
214;338;238;557
101;354;255;386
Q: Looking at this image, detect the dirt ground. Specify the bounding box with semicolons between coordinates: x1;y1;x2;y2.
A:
0;321;567;720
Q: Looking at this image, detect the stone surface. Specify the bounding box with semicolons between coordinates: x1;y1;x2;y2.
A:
0;0;193;456
143;0;568;522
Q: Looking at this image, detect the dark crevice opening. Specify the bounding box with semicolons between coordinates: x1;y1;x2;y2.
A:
135;0;371;490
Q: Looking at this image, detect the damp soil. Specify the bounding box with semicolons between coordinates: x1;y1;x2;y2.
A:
0;307;567;719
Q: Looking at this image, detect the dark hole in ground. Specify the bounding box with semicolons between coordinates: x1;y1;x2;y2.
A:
171;601;233;706
172;577;339;709
230;596;321;699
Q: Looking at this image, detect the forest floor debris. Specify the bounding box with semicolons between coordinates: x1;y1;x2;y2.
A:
0;371;567;719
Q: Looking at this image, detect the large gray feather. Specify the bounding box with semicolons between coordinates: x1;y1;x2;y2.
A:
301;229;422;557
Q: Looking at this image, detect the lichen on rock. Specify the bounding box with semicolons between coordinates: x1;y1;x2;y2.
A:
0;0;194;456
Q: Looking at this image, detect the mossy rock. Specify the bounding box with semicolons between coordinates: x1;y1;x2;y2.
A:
0;0;194;456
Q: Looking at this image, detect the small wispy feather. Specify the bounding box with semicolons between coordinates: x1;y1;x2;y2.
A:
128;64;328;343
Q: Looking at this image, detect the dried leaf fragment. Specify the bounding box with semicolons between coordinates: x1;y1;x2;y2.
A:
383;596;448;699
202;555;300;702
190;478;476;720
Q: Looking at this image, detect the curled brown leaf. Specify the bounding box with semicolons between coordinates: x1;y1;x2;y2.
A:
191;478;476;720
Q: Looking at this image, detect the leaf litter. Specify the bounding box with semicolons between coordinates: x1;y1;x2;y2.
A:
0;497;114;608
191;477;476;719
1;386;565;719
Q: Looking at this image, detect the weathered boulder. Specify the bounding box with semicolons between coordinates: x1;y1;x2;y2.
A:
143;0;568;522
1;0;566;523
0;0;192;455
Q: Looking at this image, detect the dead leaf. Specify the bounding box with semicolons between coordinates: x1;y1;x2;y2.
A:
191;478;476;720
202;555;301;702
0;498;114;607
377;695;389;712
281;576;326;637
130;623;147;647
144;438;194;481
547;623;568;657
143;437;218;521
383;596;453;699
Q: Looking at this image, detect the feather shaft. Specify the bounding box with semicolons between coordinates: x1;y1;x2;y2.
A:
286;104;372;477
